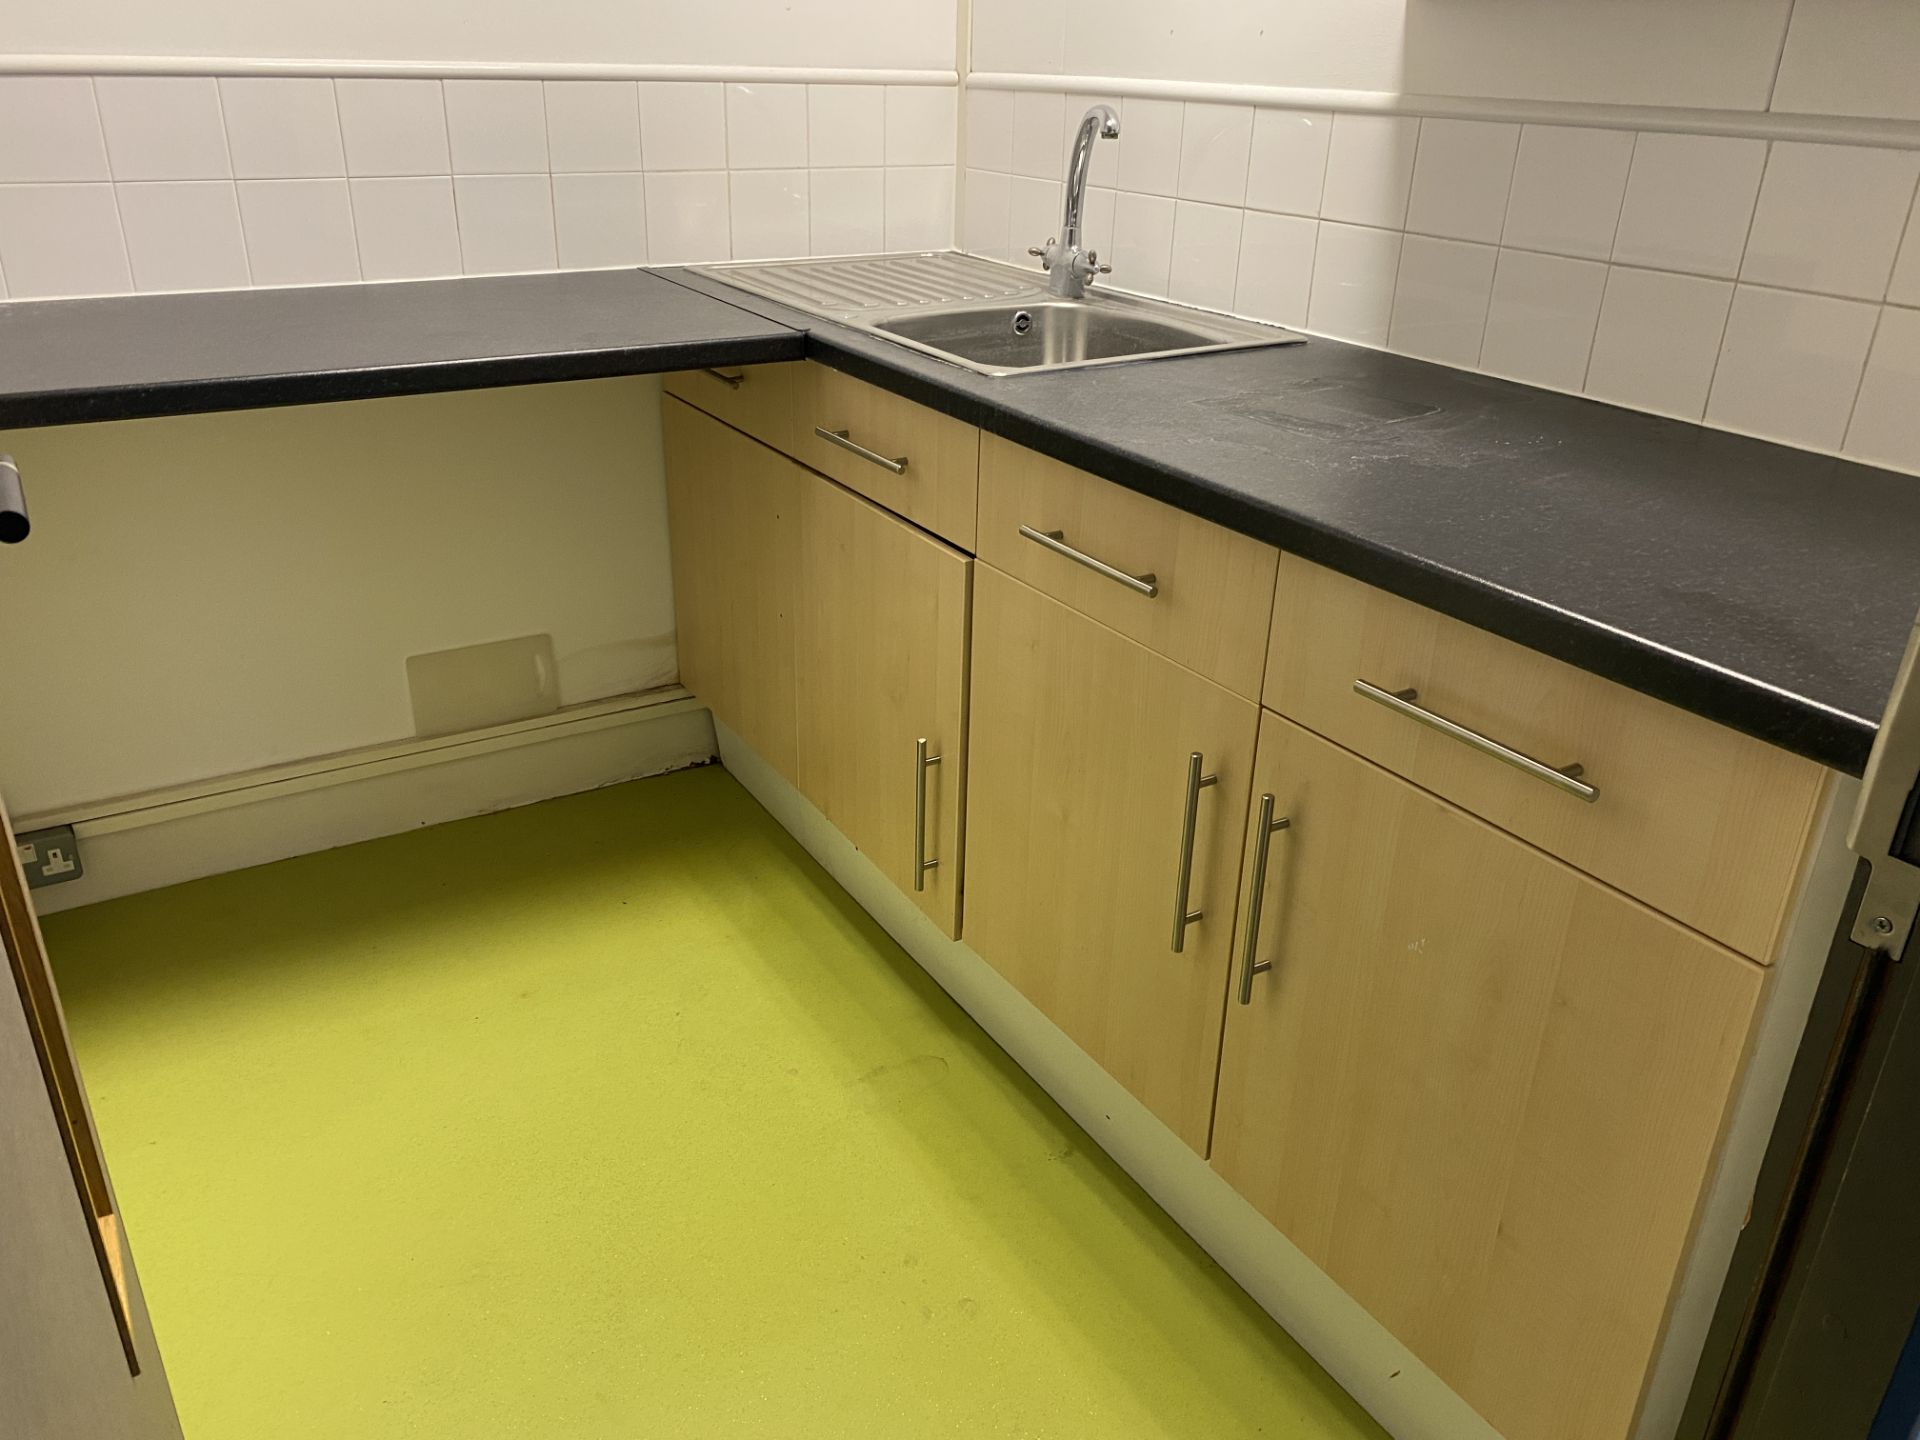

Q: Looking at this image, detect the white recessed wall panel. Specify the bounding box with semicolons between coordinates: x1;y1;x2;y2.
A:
985;0;1791;110
1773;0;1920;122
9;0;956;70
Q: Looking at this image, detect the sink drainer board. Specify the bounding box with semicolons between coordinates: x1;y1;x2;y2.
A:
691;251;1305;376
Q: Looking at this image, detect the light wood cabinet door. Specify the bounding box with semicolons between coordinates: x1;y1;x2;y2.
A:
964;564;1258;1152
663;397;803;782
796;478;971;938
1212;711;1763;1440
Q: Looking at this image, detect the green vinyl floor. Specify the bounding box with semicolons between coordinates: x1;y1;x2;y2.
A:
44;765;1385;1440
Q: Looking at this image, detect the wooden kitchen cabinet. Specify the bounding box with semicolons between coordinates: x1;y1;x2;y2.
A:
663;396;804;781
1211;710;1763;1440
964;564;1258;1153
796;475;970;938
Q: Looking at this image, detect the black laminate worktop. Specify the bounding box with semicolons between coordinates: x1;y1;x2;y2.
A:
0;268;803;426
1;264;1913;777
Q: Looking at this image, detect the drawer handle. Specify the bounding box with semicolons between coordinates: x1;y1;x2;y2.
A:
1353;679;1599;803
1018;525;1159;598
703;368;746;388
1171;751;1219;953
814;426;908;475
914;737;941;891
1237;793;1292;1004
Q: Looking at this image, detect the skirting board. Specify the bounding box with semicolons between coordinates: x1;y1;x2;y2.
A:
27;691;717;914
714;719;1502;1440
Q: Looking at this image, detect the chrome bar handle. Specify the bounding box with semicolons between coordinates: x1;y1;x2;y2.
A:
1237;794;1292;1004
1018;525;1159;597
814;426;908;475
1171;751;1219;953
702;368;746;388
913;737;942;891
1353;679;1598;803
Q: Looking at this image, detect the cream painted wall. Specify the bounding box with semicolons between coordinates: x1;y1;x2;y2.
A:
0;378;676;815
972;0;1919;121
4;0;955;71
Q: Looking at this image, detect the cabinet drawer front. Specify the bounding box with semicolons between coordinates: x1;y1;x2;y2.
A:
796;476;971;938
964;565;1257;1152
1214;711;1761;1440
792;364;980;550
977;434;1278;700
1263;556;1827;960
663;361;799;451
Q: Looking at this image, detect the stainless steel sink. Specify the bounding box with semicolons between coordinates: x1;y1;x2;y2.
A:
690;252;1303;376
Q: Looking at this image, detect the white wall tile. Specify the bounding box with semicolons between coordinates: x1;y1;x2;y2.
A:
1176;103;1254;207
1117;98;1183;198
95;76;230;181
1502;124;1634;260
349;176;461;280
645;171;730;264
809;85;884;169
639;83;726;172
1062;97;1123;189
812;167;885;255
1233;209;1316;327
1012;91;1067;181
444;80;548;176
962;168;1011;261
1585;266;1733;420
219;78;344;180
1081;185;1117;265
336;80;449;177
453;173;555;273
730;169;809;260
1890;191;1920;308
1479;248;1607;391
543;82;641;174
726;83;808;171
1307;221;1403;345
0;183;130;297
885;166;953;251
1008;175;1063;269
237;178;359;286
1611;132;1764;279
1168;199;1243;311
552;172;646;269
117;180;249;291
1110;191;1176;297
885;86;956;168
1319;114;1419;230
1742;142;1920;300
1706;285;1879;450
0;77;111;182
1405;119;1518;244
1846;306;1920;473
1245;108;1330;219
1388;234;1496;365
965;89;1014;173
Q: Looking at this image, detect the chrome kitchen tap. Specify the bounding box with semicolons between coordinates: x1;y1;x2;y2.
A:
1028;104;1121;299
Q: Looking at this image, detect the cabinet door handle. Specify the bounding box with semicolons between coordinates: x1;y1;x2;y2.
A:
1352;679;1598;803
1018;525;1159;598
1237;793;1292;1004
914;737;942;891
702;368;746;388
815;426;908;475
1170;751;1219;952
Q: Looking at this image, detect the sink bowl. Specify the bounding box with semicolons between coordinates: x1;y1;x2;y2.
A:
690;252;1303;375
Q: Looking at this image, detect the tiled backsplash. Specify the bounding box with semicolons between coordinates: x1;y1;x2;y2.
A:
962;89;1920;475
0;74;955;296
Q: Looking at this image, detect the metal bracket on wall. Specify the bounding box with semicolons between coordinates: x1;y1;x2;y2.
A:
1849;610;1920;956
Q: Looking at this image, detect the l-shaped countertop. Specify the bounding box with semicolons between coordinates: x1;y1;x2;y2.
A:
2;262;1915;778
